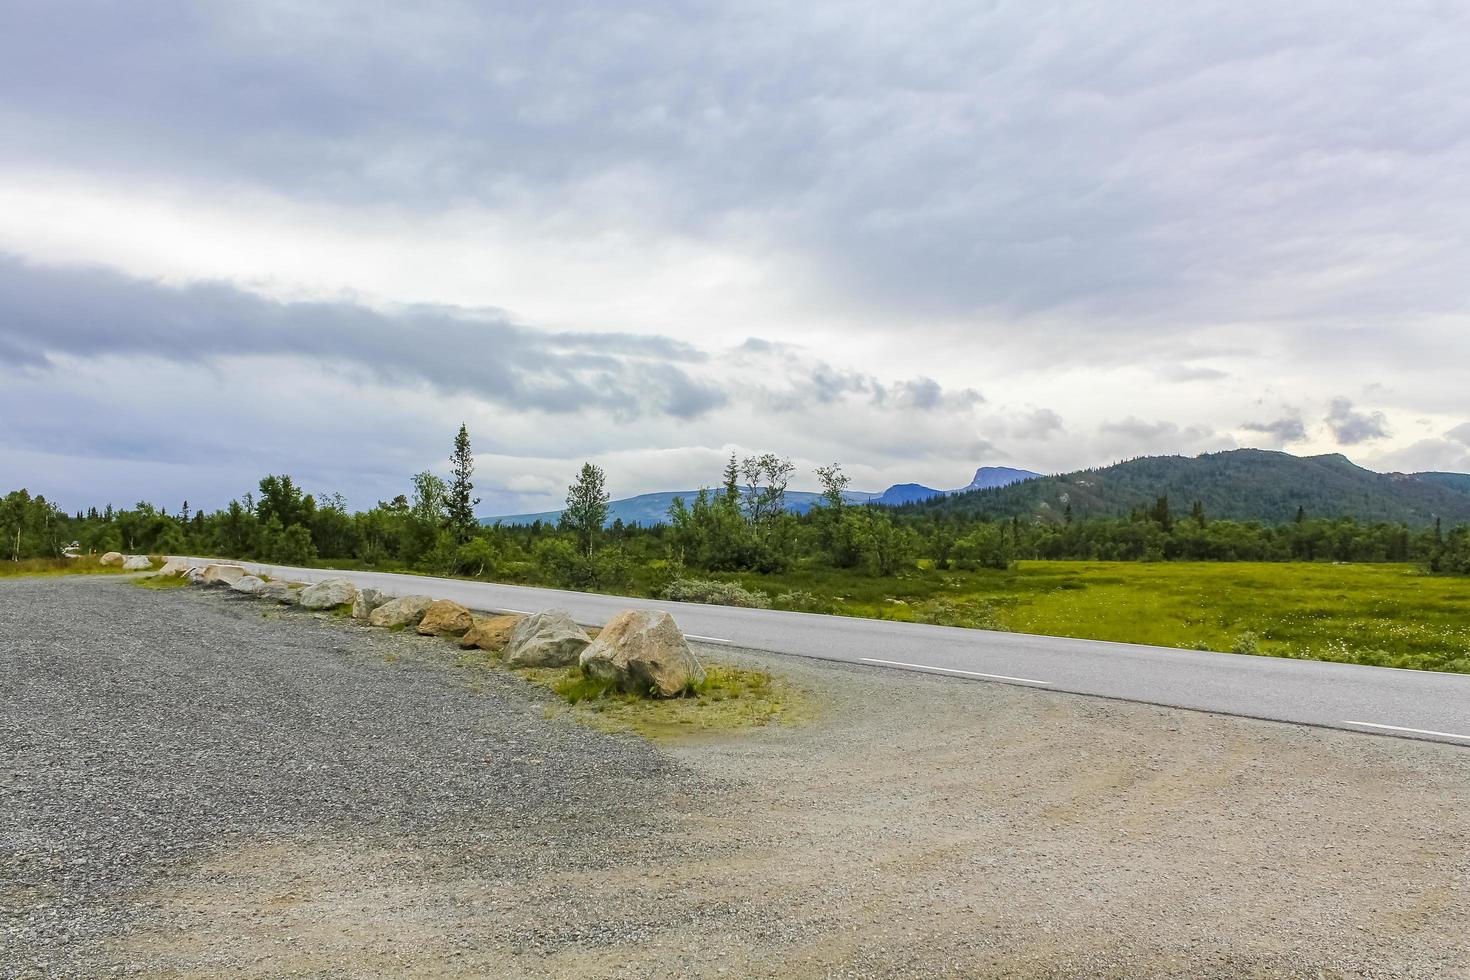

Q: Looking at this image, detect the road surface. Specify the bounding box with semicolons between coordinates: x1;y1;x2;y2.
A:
173;557;1470;747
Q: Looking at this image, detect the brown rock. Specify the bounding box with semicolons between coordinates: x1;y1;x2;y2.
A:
416;599;474;636
457;614;525;650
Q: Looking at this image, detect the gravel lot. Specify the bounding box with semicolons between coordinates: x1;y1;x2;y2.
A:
4;575;1469;978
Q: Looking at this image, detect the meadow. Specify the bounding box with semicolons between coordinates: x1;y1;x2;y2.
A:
694;561;1470;674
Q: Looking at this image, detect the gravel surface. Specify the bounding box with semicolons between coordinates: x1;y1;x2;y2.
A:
4;575;1470;978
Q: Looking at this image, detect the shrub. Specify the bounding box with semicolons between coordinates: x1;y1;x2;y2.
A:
774;590;827;613
1231;631;1261;655
658;577;772;609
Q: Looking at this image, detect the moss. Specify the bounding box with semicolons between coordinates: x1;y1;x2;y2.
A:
328;601;355;618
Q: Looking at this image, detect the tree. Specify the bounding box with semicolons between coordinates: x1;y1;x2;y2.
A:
562;463;609;558
446;423;480;543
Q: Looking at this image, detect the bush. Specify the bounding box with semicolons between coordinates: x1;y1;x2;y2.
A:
774;590;827;613
658;577;772;609
1231;631;1261;655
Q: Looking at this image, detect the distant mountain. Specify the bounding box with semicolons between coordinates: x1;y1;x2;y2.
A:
903;450;1470;526
485;464;1040;527
871;466;1041;506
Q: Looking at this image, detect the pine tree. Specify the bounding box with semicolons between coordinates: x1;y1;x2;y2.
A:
447;423;480;543
562;462;610;558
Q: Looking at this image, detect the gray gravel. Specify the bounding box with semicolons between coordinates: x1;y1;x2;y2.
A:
1;576;702;977
5;575;1469;979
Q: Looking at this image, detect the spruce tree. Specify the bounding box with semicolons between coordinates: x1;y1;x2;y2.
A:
447;423;480;542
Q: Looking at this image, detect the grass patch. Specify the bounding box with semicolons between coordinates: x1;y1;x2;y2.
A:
456;648;807;741
0;557;134;579
329;601;355;618
133;574;190;590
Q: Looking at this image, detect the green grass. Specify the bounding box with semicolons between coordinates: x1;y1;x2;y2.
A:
694;561;1470;674
0;557;135;578
133;574;190;590
457;648;807;740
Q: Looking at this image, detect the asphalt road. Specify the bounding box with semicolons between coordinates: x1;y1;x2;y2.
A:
173;557;1470;747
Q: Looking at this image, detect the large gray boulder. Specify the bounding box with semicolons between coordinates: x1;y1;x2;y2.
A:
231;575;266;595
351;588;391;620
121;555;154;571
504;609;591;668
201;564;247;587
297;577;359;610
99;552;124;566
368;594;434;628
579;609;705;697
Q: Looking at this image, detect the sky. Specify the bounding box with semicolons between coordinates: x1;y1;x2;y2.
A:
3;0;1469;516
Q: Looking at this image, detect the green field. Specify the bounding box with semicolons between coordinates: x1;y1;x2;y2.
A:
697;561;1470;674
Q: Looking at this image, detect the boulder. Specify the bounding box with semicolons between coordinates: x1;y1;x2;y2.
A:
458;614;524;651
368;595;434;629
201;564;247;587
257;581;306;605
99;552;124;566
351;588;391;620
157;559;192;577
231;575;266;595
121;555;154;571
579;609;705;697
184;566;207;585
416;599;474;636
297;577;360;610
504;609;591;668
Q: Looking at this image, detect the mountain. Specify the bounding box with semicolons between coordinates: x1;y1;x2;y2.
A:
485;465;1040;527
903;450;1470;526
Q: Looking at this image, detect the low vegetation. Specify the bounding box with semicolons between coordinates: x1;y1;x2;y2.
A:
458;648;804;740
0;557;132;578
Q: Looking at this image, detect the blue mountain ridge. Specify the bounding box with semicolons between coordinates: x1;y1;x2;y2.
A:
483;466;1041;527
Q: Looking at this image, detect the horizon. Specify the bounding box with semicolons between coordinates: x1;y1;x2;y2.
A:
4;4;1470;514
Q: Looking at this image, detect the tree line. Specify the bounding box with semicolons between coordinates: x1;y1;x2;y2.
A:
4;430;1469;582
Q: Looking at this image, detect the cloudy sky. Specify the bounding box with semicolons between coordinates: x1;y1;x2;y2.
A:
3;1;1469;515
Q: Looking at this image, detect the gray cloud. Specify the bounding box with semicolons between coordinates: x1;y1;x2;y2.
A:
1325;397;1391;445
1242;416;1309;444
0;254;724;420
5;1;1470;333
1011;408;1064;441
1447;422;1470;446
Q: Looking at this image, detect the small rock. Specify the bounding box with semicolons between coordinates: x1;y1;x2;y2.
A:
504;609;591;667
368;595;434;629
458;614;524;651
417;599;474;636
297;578;359;611
351;588;390;620
201;564;247;588
231;575;266;595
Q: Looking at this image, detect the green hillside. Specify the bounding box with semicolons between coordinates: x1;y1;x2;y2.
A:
1415;471;1470;496
904;449;1470;526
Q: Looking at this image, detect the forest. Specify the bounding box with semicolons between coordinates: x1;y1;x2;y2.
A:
5;427;1470;588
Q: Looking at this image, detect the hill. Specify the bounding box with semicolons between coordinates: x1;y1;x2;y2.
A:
1414;472;1470;496
486;465;1041;527
903;450;1470;526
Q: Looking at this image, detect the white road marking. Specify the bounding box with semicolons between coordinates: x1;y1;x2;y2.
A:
687;634;731;644
1342;721;1470;742
859;658;1051;686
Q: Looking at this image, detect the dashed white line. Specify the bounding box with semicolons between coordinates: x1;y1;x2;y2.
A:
859;658;1051;686
1343;721;1470;742
686;634;731;644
